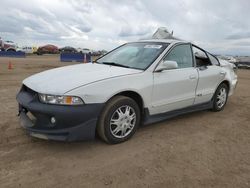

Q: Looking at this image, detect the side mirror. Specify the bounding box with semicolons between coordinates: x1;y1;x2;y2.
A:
155;60;178;72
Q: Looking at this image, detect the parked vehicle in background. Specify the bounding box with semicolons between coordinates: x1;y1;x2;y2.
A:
0;40;17;51
217;55;238;64
235;56;250;69
91;50;101;56
228;57;237;64
100;50;108;55
92;50;108;56
59;46;77;53
77;48;90;54
0;37;18;51
37;44;59;55
18;46;38;54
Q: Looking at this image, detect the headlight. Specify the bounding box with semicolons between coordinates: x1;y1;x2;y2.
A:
38;94;84;105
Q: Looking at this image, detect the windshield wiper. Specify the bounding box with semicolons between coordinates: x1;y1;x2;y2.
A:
101;62;131;68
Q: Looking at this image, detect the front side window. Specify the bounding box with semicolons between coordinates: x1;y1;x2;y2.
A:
164;44;193;68
97;42;168;70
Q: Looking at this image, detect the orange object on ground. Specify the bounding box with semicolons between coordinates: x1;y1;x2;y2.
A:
8;61;13;70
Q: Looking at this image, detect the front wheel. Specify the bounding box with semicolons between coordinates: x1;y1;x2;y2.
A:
212;83;229;111
97;96;141;144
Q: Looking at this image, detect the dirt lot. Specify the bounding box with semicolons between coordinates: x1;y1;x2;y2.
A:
0;55;249;188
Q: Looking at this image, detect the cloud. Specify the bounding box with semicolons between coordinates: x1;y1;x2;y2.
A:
75;25;92;33
119;26;154;37
0;0;249;55
226;32;250;40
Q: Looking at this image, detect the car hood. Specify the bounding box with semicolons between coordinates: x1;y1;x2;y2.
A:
23;63;143;94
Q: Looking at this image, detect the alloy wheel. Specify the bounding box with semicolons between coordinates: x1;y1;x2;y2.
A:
216;87;227;109
109;105;136;138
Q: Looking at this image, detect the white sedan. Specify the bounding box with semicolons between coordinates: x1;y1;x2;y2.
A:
16;39;238;144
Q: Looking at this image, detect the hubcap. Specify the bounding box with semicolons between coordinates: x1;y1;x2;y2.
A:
110;105;136;138
216;87;227;108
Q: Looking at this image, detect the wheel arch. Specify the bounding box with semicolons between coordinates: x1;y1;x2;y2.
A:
211;79;230;111
212;79;230;101
97;90;144;143
107;90;144;114
220;79;230;92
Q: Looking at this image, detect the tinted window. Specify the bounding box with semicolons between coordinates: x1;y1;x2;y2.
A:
164;44;193;68
207;53;219;66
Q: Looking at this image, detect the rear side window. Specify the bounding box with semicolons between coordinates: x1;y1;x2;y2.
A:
207;53;220;66
164;44;193;68
192;46;211;67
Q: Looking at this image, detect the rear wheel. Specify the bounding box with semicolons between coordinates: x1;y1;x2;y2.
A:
97;96;140;144
212;83;229;111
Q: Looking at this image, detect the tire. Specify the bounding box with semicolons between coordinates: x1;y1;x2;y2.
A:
97;96;141;144
212;83;229;111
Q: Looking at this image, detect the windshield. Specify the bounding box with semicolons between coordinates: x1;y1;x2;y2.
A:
97;42;168;70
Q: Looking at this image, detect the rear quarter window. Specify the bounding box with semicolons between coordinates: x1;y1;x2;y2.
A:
208;53;220;66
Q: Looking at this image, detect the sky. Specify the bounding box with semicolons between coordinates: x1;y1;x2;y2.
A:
0;0;249;55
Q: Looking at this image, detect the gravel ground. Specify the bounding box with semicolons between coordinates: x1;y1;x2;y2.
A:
0;55;249;188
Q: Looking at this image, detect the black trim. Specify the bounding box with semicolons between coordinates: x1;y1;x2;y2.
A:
143;101;213;125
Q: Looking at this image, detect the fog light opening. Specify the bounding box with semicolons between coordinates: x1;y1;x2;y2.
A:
51;117;56;124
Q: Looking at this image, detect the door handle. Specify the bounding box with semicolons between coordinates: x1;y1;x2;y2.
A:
189;75;197;80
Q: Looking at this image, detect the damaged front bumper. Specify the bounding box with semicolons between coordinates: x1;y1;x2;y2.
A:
16;85;103;141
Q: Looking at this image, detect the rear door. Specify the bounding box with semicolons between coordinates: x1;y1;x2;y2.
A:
192;45;224;104
151;43;198;115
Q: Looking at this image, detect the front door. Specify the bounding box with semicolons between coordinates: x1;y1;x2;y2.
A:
151;43;198;115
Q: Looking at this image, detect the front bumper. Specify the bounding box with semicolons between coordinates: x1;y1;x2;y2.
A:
16;85;104;141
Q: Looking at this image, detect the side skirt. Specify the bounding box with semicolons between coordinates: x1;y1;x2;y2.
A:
143;101;213;125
